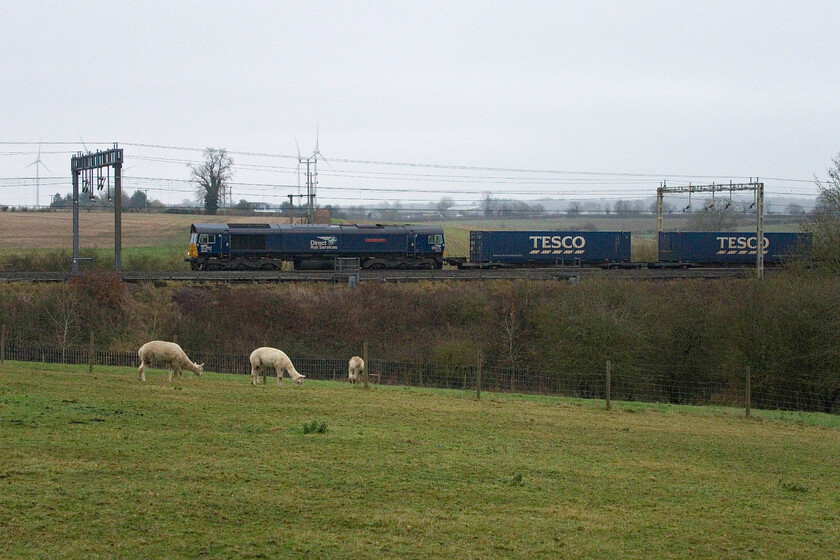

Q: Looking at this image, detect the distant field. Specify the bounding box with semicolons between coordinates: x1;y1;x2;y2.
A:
1;362;838;559
0;211;806;249
0;211;272;250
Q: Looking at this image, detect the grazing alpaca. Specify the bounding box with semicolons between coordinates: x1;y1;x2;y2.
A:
249;347;306;387
348;356;364;384
138;340;204;382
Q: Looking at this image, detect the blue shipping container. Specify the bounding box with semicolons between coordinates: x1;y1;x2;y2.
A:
658;232;811;264
470;231;631;265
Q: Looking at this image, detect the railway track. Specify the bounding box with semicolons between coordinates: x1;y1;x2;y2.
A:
0;267;762;284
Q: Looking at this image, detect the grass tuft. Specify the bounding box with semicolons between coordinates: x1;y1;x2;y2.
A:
302;419;328;434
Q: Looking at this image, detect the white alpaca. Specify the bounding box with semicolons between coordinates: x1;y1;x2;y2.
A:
348;356;364;384
138;340;204;382
249;347;306;387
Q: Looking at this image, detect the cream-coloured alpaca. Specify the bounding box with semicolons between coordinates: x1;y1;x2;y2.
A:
138;340;204;382
249;347;305;387
348;356;364;384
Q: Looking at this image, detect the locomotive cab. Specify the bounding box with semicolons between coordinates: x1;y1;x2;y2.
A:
187;224;230;270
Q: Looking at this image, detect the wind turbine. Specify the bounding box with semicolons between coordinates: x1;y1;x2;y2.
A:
309;125;333;217
26;142;51;208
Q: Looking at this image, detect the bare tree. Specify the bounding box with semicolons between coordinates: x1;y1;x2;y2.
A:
44;284;79;363
613;199;643;217
494;281;536;372
190;148;234;215
806;153;840;267
437;197;454;218
786;203;805;215
481;191;496;217
688;197;737;230
381;200;402;222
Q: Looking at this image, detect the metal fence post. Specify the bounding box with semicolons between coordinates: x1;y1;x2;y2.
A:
745;366;751;419
606;359;611;410
1;324;5;364
363;341;369;389
476;351;482;400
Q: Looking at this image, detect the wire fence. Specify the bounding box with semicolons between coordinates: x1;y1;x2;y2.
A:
2;340;838;415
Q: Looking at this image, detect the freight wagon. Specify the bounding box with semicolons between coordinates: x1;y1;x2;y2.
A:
458;230;633;268
187;223;445;270
657;231;811;266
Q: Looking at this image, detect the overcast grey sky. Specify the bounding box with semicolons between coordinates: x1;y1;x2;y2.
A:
1;0;838;210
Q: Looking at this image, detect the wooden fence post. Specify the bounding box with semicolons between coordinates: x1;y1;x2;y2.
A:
363;341;369;389
606;359;611;410
745;366;751;419
1;324;5;364
89;331;94;373
476;351;482;400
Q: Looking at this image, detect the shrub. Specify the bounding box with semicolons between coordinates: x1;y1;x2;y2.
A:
302;420;327;434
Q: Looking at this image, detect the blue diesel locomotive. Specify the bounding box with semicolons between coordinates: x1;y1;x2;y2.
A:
187;223;445;270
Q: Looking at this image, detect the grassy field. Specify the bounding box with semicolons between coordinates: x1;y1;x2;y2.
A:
1;362;838;559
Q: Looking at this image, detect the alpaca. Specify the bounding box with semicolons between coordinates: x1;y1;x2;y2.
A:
348;356;364;384
138;341;204;382
249;347;305;387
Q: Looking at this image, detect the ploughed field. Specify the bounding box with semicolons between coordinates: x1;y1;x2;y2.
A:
0;212;255;249
1;362;838;559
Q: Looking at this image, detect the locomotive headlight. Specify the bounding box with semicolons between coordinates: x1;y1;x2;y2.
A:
189;244;198;258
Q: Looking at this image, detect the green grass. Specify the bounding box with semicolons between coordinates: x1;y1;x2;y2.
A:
1;361;838;559
0;246;188;272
